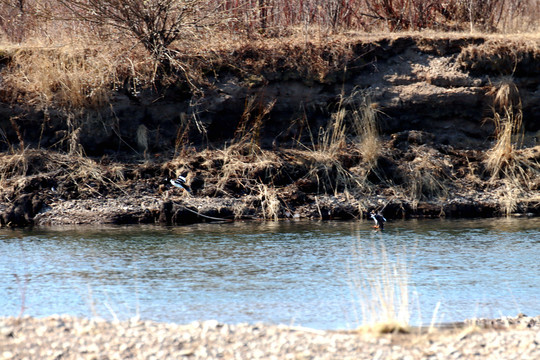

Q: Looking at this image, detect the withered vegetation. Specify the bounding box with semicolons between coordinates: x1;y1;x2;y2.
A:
0;1;540;226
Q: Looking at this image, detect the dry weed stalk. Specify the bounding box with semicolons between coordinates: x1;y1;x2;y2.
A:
234;96;276;154
351;96;381;172
485;106;524;179
257;183;280;220
350;242;411;333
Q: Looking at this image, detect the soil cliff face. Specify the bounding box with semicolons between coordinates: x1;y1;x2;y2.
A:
2;35;540;154
1;35;540;226
87;36;539;152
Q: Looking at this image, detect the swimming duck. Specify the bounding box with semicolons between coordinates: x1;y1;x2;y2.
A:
370;210;386;230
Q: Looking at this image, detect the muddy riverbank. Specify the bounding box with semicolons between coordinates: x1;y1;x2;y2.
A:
1;34;540;226
0;140;539;227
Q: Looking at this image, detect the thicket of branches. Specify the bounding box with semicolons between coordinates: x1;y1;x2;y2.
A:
216;0;539;33
1;1;538;46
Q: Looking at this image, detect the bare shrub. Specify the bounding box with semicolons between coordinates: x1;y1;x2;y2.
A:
214;0;538;33
56;0;213;65
362;0;444;30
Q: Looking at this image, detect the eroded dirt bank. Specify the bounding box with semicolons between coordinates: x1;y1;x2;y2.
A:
1;35;540;226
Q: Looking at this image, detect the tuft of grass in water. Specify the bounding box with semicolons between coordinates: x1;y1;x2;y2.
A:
349;242;412;334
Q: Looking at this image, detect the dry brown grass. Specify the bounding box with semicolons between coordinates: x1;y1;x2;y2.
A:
257;183;281;220
0;35;154;112
289;91;383;195
197;144;282;197
484;79;524;179
483;79;540;215
403;146;451;208
485;107;523;178
458;39;540;76
350;242;411;334
4;45;112;111
0;149;126;197
1;21;539;118
349;95;382;172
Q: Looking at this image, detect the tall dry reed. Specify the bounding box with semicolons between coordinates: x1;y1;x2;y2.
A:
485;79;540;215
349;241;411;333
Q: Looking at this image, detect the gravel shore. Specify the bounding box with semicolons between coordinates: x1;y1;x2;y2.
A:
1;315;539;359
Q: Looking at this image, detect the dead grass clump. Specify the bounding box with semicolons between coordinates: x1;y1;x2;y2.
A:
350;95;382;172
292;127;356;195
484;79;540;215
398;146;451;208
195;145;283;197
0;149;127;198
489;79;522;112
485;106;523;178
3;46;113;110
257;183;281;220
484;79;531;183
350;242;411;334
0;149;50;182
0;36;154;111
290;91;383;195
458;40;540;76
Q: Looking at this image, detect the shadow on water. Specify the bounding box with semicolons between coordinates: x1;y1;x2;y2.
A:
0;217;539;329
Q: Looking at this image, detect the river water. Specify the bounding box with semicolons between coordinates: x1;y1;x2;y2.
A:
1;218;538;330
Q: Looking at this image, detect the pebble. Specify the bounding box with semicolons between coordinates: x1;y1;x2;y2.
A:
0;316;539;359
